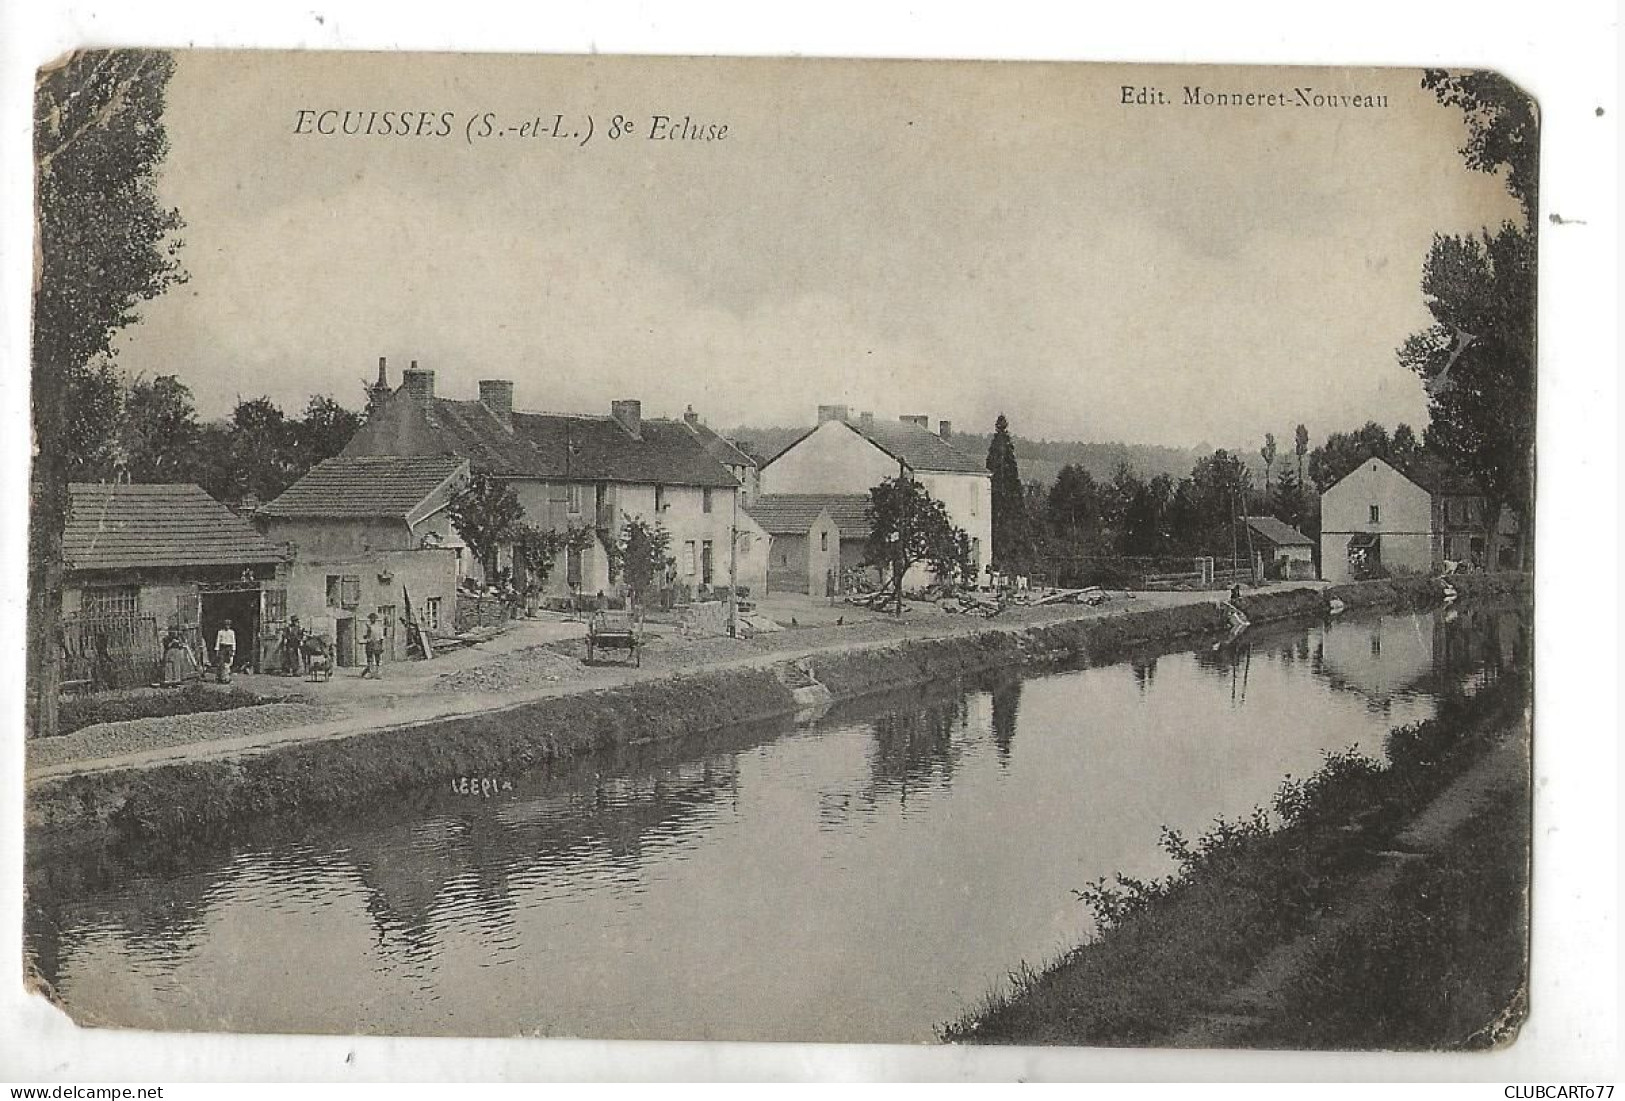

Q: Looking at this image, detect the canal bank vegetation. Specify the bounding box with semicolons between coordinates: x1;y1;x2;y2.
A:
943;667;1530;1049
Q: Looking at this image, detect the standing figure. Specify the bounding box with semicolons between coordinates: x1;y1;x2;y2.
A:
280;615;305;677
361;612;383;678
160;628;197;687
214;619;236;684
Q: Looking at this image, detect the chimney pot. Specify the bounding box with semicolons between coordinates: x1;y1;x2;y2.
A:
683;404;700;427
611;399;642;439
401;364;436;425
859;411;874;427
939;419;953;439
478;379;514;431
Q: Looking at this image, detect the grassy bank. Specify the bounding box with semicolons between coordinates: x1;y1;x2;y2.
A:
56;684;281;737
943;669;1531;1048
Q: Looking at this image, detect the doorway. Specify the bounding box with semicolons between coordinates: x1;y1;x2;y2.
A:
200;588;261;673
334;616;356;668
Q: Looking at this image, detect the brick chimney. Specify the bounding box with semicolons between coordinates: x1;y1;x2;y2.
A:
938;419;953;439
817;404;850;424
365;356;391;422
683;404;700;427
401;361;436;424
859;411;874;427
479;379;514;431
900;414;929;429
611;399;642;439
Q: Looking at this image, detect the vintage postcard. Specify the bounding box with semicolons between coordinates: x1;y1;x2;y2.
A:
23;51;1535;1050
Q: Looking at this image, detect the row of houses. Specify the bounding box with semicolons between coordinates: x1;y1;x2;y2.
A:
57;361;996;681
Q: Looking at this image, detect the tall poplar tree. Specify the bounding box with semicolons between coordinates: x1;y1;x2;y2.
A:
30;50;187;736
985;413;1028;570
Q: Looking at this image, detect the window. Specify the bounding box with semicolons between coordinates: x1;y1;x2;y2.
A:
423;597;442;631
1369;505;1380;525
81;585;139;617
684;540;698;577
566;484;584;515
264;588;287;623
820;530;829;551
703;487;714;514
326;574;361;608
701;540;714;585
655;484;667;512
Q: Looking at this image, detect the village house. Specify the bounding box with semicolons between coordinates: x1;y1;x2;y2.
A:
1242;516;1316;581
1319;454;1521;584
745;493;873;597
59;482;290;686
340;359;760;602
256;456;469;669
757;406;992;588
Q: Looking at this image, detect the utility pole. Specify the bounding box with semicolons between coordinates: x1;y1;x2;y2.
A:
728;482;739;638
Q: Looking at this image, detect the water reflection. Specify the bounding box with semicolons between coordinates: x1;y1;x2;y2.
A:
28;602;1529;1042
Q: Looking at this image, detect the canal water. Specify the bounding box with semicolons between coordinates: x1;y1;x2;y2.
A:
27;604;1527;1043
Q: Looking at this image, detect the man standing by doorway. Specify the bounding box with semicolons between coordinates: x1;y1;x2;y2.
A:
361;612;383;678
214;619;237;684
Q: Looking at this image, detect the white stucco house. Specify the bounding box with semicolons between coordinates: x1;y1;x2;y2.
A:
757;405;992;588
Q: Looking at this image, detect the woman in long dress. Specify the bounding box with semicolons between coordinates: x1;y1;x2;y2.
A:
160;629;198;687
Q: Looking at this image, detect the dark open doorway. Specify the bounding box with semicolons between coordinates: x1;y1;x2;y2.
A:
200;588;261;673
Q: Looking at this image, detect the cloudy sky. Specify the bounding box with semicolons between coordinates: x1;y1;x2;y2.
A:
113;52;1522;448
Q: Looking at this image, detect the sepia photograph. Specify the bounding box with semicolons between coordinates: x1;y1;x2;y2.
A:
9;35;1582;1073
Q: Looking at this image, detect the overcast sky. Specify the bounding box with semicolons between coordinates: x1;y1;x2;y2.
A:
112;52;1521;449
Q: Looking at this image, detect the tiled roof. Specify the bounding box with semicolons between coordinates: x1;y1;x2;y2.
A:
1338;451;1484;497
63;483;288;573
764;419;987;475
1244;515;1313;547
848;420;987;474
686;419;756;470
259;457;467;522
746;494;873;538
344;391;740;488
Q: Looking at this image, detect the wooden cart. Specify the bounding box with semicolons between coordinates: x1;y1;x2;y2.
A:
586;610;643;667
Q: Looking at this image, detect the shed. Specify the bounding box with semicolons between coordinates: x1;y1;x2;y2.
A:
61;483;289;685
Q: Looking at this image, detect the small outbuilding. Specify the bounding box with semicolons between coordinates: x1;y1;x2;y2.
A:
1243;516;1317;581
60;482;290;686
746;493;874;597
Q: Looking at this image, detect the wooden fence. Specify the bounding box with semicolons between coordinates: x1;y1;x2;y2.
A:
60;613;162;690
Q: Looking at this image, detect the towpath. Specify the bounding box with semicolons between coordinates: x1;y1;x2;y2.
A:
28;584;1324;785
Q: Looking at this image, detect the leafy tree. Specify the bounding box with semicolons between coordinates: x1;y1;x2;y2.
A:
863;476;972;614
1188;449;1253;549
513;523;569;595
1307;422;1393;494
1390;422;1421;465
1401;70;1538;566
1122;473;1175;557
1046;463;1102;546
985;413;1029;570
118;373;201;483
1260;432;1277;501
295;394;361;469
1294;423;1310;486
616;516;672;609
449;472;524;580
1272;467;1309;531
30;49;186;737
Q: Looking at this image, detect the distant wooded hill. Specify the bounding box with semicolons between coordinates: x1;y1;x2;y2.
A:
725;425;1263;489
